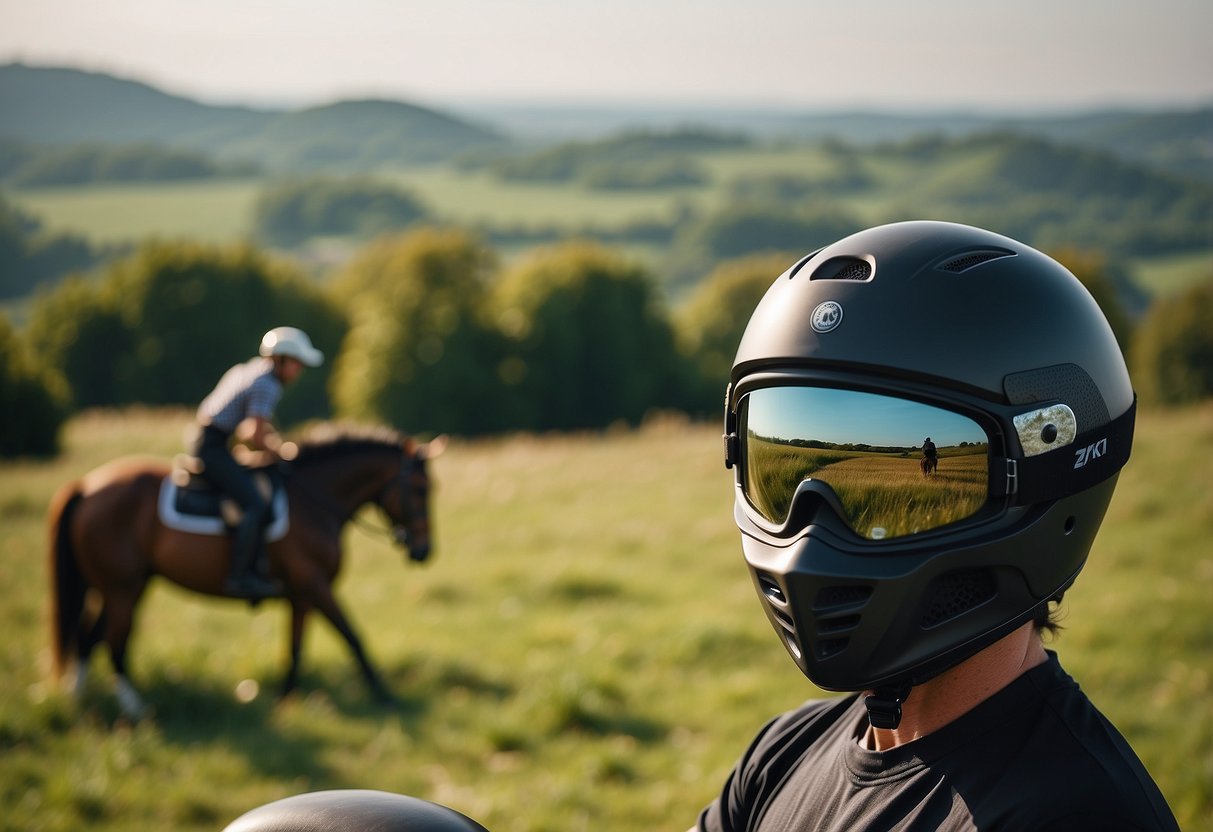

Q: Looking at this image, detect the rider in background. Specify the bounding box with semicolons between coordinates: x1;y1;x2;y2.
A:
192;327;323;597
922;436;937;462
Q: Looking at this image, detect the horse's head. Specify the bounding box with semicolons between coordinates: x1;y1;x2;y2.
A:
379;435;447;563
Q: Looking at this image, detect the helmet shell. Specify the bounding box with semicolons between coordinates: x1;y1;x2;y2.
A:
260;326;324;367
223;789;488;832
734;221;1131;420
728;221;1134;691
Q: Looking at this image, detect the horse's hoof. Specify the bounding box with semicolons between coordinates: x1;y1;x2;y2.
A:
115;676;148;721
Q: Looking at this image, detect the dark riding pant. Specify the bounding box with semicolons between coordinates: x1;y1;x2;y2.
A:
193;426;270;579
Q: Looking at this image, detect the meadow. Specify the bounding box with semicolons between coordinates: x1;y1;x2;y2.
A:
1;405;1210;830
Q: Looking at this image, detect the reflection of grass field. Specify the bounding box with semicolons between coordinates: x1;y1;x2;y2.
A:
746;440;986;537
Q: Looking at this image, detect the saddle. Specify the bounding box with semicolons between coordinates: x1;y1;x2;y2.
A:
157;454;290;541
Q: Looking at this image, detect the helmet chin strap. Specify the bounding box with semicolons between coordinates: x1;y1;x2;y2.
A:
864;684;912;730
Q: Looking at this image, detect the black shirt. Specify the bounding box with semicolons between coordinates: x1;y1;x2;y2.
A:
698;653;1178;831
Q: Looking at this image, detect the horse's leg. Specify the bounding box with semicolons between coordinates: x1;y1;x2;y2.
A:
72;603;108;701
281;600;310;698
309;584;392;703
104;591;149;719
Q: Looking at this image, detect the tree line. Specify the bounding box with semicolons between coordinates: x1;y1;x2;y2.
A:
2;229;1210;457
0;138;257;187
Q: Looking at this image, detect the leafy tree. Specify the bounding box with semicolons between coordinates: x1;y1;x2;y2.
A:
580;157;709;190
1049;247;1138;353
675;253;795;414
493;241;680;431
23;275;131;407
2;142;251;186
1131;279;1213;406
254;177;429;247
0;314;68;457
666;203;863;289
330;228;504;435
26;241;344;423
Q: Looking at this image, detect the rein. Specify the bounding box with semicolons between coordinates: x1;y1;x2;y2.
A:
282;449;420;546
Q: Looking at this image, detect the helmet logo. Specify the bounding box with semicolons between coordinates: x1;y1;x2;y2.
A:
811;301;844;333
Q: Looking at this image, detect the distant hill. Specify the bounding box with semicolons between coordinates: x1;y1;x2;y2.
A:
0;63;269;146
221;99;509;169
0;64;510;170
466;102;1213;180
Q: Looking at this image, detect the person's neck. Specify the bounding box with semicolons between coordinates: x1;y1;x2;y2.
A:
864;622;1048;751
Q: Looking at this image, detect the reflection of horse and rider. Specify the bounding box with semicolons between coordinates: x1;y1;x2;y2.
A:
920;436;938;476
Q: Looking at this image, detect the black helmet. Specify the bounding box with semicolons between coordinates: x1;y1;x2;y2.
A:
723;221;1135;724
224;790;489;831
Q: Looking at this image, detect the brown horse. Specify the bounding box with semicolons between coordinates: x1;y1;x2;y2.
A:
920;455;938;476
47;424;445;719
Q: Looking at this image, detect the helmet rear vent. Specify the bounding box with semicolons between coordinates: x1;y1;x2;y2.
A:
937;249;1016;273
920;569;997;628
809;257;872;282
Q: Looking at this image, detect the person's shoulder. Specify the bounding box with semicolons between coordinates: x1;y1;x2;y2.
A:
742;693;862;764
1000;657;1180;831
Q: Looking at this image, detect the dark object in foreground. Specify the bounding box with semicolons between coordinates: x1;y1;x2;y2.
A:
223;790;490;832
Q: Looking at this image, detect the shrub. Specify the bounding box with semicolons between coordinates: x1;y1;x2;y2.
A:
493;241;681;431
0;314;68;457
1131;279;1213;406
330;228;504;435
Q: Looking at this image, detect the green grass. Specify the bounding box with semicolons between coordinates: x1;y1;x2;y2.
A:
1127;249;1213;298
386;167;709;229
1;406;1210;830
11;179;263;246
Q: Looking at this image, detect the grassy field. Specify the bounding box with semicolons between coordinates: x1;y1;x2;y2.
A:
11;180;263;245
1;404;1209;830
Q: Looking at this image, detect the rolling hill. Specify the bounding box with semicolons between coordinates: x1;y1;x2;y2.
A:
0;63;511;169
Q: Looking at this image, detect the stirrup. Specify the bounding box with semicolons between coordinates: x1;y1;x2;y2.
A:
225;574;282;599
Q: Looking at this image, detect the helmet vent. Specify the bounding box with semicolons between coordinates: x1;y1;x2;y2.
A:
817;613;860;635
757;573;787;605
920;569;997;628
809;257;872;282
937;249;1016;273
817;638;849;660
814;584;873;611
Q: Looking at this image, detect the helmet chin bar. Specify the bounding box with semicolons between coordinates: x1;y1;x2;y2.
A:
738;477;1117;715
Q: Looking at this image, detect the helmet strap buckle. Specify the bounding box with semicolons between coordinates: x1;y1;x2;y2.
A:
864;684;912;730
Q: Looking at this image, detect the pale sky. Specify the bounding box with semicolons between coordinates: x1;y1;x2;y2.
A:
2;0;1211;111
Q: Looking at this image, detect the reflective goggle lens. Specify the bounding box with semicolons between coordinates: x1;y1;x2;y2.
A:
740;387;990;539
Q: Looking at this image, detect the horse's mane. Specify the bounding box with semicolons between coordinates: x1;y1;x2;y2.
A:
290;422;406;467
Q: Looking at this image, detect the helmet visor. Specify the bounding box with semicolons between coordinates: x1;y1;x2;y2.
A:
739;386;990;540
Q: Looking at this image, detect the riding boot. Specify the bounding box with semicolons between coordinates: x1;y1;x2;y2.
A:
225;514;280;598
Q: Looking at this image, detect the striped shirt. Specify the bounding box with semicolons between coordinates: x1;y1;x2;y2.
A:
197;357;283;434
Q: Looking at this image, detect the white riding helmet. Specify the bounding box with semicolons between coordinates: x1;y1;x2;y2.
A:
259;326;324;367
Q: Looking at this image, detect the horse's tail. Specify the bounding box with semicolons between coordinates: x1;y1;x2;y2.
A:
48;483;86;680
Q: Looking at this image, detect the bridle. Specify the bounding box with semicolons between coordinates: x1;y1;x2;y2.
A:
371;448;430;561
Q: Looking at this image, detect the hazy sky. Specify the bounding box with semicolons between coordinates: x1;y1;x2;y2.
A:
2;0;1211;111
